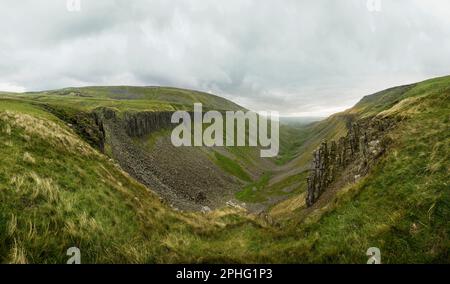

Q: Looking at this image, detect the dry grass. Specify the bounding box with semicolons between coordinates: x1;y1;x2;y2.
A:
269;192;306;219
115;243;151;264
7;214;18;237
23;152;36;164
2;122;11;135
10;175;25;192
1;77;448;264
177;207;250;231
10;172;60;203
0;111;95;156
8;239;28;264
161;232;193;252
79;211;103;232
377;95;430;119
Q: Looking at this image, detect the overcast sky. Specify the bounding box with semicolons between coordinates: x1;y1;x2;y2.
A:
1;0;449;116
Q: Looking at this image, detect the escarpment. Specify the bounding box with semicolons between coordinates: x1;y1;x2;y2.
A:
306;116;397;207
96;107;175;137
123;111;173;137
93;107;242;211
40;104;106;151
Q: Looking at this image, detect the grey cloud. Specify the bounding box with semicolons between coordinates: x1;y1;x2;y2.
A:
1;0;449;116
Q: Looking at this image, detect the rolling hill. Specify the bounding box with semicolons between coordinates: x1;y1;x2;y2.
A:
0;76;449;263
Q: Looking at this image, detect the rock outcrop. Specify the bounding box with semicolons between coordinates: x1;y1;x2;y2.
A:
306;117;395;207
123;111;173;137
42;104;106;151
94;107;241;211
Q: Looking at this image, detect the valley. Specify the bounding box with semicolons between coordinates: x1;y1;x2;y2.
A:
0;76;448;263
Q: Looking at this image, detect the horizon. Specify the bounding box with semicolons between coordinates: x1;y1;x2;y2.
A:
1;74;446;118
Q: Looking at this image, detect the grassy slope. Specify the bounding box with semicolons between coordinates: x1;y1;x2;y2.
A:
238;109;348;203
0;76;449;263
268;76;450;263
213;151;252;182
11;86;244;113
4;86;263;185
0;99;268;263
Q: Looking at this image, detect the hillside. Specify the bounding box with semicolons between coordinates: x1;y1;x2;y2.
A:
269;75;449;262
0;76;449;263
1;87;273;211
18;86;244;113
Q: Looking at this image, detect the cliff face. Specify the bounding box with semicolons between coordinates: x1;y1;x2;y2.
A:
41;104;106;151
98;108;175;138
94;108;242;211
123;111;174;137
306;117;396;207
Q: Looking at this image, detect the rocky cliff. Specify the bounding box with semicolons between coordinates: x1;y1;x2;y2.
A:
306;116;397;207
123;111;174;137
41;104;106;151
94;107;241;211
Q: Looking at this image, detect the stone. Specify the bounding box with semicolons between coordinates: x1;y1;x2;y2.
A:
305;118;393;207
200;206;211;213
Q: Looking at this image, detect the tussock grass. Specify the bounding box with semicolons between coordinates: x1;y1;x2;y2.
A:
7;214;17;237
270;192;306;219
8;239;28;264
23;152;35;164
2;122;11;135
10;172;60;203
0;111;95;156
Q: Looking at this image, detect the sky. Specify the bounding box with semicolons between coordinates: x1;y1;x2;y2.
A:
1;0;449;116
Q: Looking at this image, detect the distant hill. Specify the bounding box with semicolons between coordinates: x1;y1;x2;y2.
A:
15;86;244;113
279;116;325;125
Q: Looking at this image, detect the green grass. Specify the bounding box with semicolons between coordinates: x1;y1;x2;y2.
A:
264;76;450;263
236;171;308;203
0;98;54;119
213;151;252;182
0;101;266;263
0;104;170;263
5;85;244;114
275;124;311;165
236;173;272;202
294;91;449;263
0;77;449;263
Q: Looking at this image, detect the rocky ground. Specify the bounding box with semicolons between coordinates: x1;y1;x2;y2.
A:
99;109;247;211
